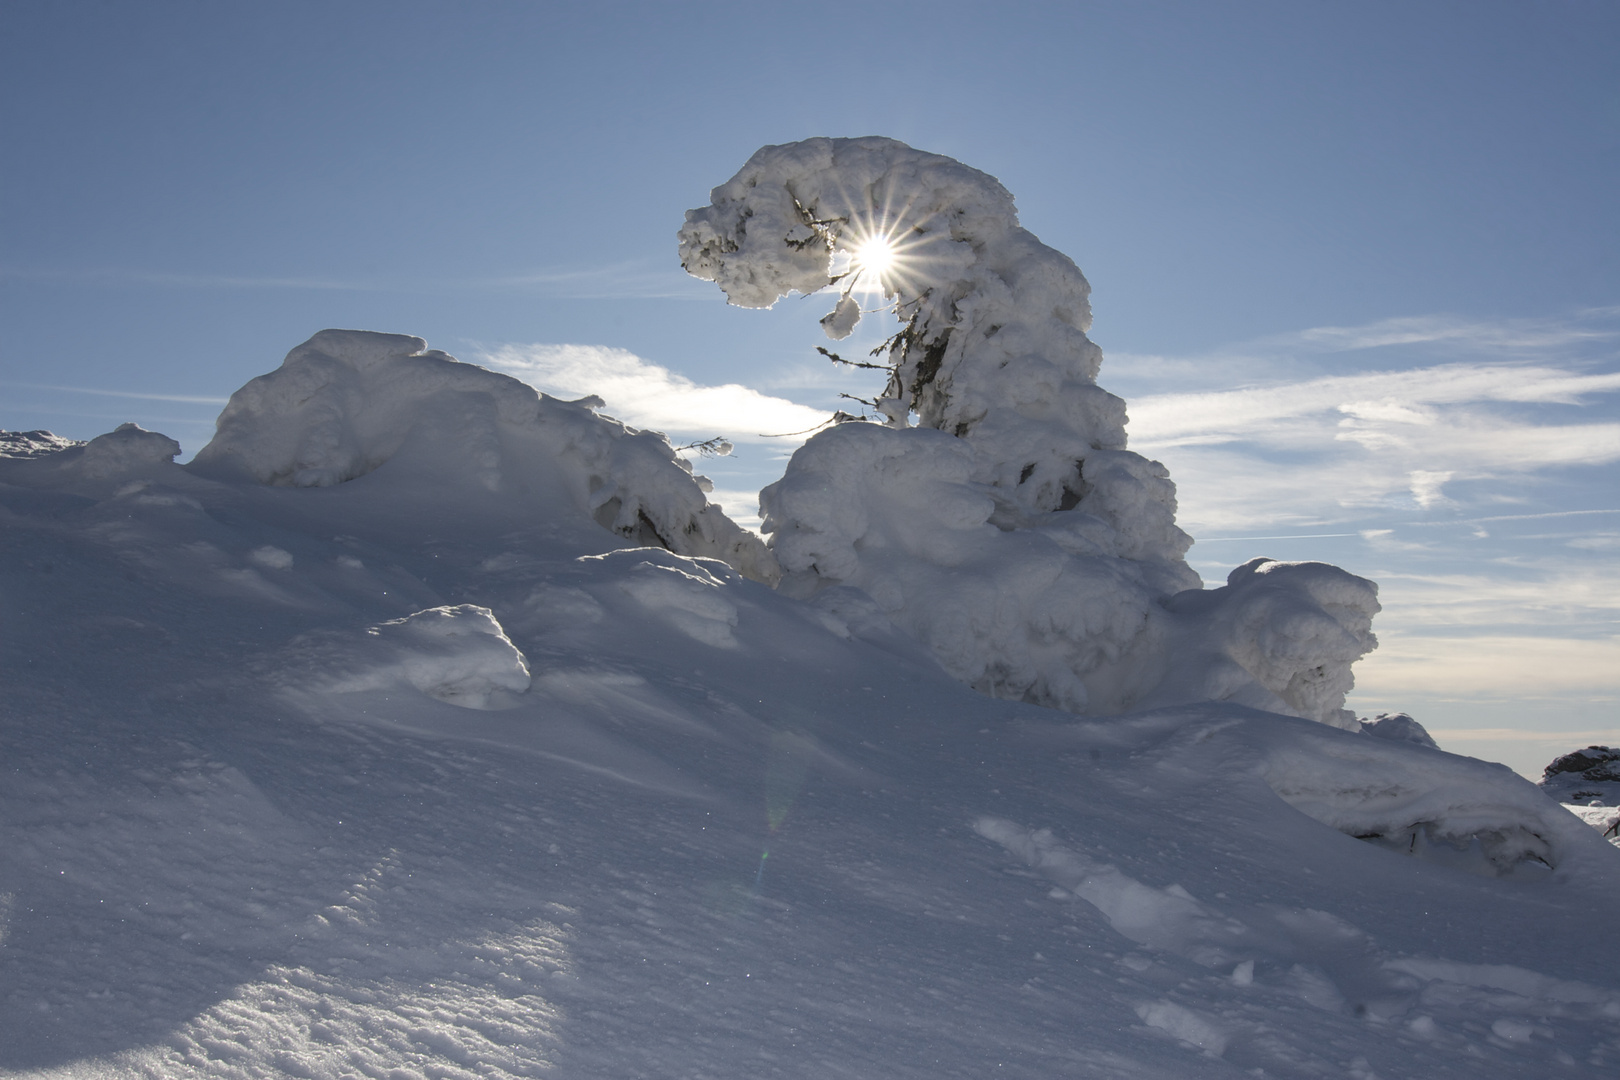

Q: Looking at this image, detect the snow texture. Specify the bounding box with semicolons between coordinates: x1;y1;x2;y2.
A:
3;340;1619;1078
685;138;1377;726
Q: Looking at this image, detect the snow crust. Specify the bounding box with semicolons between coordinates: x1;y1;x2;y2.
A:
684;138;1377;726
190;329;777;584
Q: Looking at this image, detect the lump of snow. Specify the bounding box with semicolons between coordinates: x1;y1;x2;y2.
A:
0;423;181;492
686;138;1381;726
1160;558;1381;728
247;545;294;571
1258;723;1588;877
614;555;741;650
305;604;532;710
1359;711;1438;749
189;329;776;584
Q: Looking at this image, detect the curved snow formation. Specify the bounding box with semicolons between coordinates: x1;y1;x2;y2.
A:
682;138;1378;725
288;604;533;710
191;330;777;584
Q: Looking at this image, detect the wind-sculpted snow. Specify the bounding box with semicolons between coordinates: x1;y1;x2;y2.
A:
191;329;778;584
282;604;533;709
685;138;1378;726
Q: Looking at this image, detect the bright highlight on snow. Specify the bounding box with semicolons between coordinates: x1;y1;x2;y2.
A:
2;137;1617;1079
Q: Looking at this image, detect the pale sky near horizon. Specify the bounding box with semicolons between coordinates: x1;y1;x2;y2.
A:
3;1;1616;777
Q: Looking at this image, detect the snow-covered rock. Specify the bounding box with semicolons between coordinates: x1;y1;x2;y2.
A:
0;429;85;459
1541;745;1620;805
190;329;778;584
689;139;1378;725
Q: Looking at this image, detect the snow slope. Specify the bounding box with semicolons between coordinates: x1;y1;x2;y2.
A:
3;334;1618;1078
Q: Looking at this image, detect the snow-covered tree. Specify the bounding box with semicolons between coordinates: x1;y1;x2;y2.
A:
681;138;1380;727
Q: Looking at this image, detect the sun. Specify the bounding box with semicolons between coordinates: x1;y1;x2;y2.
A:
850;234;898;286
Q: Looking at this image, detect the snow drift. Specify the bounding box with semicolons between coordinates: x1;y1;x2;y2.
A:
681;137;1378;726
190;329;778;584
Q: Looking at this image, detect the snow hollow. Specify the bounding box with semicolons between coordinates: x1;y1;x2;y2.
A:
1;138;1616;1079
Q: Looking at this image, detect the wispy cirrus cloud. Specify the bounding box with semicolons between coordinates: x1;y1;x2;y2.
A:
2;381;229;405
1129;362;1620;448
476;343;830;443
1125;353;1620;531
1278;307;1620;355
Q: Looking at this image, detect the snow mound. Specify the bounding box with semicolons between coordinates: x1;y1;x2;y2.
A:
611;554;742;650
0;422;180;492
1157;557;1381;727
1255;718;1585;876
293;604;532;709
191;329;777;583
1359;711;1440;749
687;139;1378;726
1540;745;1620;805
759;418;1377;724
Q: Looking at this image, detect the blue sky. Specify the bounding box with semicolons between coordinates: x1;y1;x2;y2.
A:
3;1;1616;775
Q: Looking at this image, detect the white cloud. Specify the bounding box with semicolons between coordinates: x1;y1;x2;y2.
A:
477;343;831;444
1370;567;1620;631
1427;727;1620;743
1124;355;1620;533
1129;362;1620;448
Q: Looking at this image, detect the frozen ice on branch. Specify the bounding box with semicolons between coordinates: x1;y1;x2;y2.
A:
681;137;1380;726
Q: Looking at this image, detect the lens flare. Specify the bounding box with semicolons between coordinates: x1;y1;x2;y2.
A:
852;235;897;281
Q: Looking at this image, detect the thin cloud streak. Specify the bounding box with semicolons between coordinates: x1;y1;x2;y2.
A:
1407;508;1620;526
3;382;230;405
1282;309;1620;354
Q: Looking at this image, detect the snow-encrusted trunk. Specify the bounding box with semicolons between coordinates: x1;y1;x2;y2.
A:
681;137;1378;726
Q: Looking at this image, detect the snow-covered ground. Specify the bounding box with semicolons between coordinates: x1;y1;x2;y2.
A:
4;330;1619;1078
